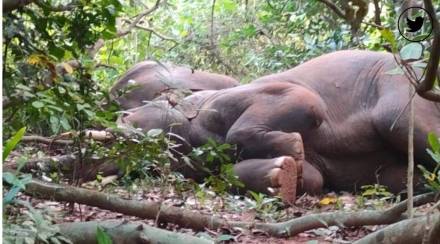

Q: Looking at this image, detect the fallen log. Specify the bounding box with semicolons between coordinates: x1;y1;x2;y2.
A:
24;179;436;238
58;220;213;244
240;192;435;237
25;179;230;231
353;213;440;244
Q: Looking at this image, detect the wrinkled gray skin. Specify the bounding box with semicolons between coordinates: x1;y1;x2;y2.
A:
253;50;440;193
110;61;239;110
118;50;440;196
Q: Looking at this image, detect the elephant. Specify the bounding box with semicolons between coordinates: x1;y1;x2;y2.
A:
117;50;440;204
110;60;239;110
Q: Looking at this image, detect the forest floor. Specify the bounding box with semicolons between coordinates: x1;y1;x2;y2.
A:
5;143;434;243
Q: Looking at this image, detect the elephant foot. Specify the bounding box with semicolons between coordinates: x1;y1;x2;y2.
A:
267;156;303;205
233;156;303;205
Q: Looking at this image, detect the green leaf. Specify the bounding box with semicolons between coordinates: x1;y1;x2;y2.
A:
96;226;112;244
59;116;71;131
400;43;423;61
380;29;397;51
32;101;45;109
3;127;26;161
3;172;18;185
147;129;163;137
428;133;440;152
50;116;60;134
217;234;235;241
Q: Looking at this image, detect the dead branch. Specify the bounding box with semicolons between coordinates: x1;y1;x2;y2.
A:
243;193;436;237
24;179;230;231
21;135;74;145
24;178;436;237
353;213;440;244
57;220;213;244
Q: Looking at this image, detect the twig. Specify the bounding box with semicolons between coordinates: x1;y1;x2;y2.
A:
407;84;415;219
134;25;177;43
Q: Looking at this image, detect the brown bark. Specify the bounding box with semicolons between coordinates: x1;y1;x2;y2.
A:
24;179;230;231
353;214;440;244
416;0;440;101
58;220;213;244
427;213;440;244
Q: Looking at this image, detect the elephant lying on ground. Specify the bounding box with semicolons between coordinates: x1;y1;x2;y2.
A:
110;61;239;109
118;50;440;204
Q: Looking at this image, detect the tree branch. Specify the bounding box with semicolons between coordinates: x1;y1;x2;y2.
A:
21;135;74;145
416;0;440;101
373;0;382;26
317;0;346;19
87;0;162;58
24;179;230;231
134;25;177;43
116;0;162;37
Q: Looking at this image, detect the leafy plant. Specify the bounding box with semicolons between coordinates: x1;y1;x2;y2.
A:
96;226;113;244
3;201;72;244
418;133;440;192
185;139;243;195
246;191;282;220
3;127;26;161
3;127;32;206
360;184;394;200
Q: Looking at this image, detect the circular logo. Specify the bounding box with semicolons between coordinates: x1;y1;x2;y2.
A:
397;7;433;42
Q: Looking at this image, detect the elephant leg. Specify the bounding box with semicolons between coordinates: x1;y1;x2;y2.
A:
372;94;440;168
227;128;307;160
233;156;301;205
233;157;323;204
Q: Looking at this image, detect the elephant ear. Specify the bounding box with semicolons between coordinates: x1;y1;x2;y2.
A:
175;90;217;120
176;99;198;119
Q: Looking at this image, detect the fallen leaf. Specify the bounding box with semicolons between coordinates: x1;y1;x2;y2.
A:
319;197;337;205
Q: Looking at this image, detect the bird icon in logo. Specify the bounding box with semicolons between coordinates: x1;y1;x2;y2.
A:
406;16;424;32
